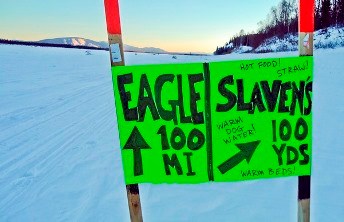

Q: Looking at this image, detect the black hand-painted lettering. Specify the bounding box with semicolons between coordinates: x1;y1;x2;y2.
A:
294;117;308;140
187;128;205;150
188;74;205;124
286;146;299;165
272;143;286;166
237;79;253;111
184;152;196;176
155;74;176;121
177;75;192;123
304;81;312;115
216;75;237;112
278;81;291;113
299;144;309;165
249;82;266;114
170;127;186;150
117;73;138;121
162;153;183;175
290;81;305;115
261;80;281;112
138;74;159;122
279;119;292;141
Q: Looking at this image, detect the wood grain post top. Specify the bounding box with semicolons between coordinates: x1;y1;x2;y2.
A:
299;32;314;56
108;34;125;66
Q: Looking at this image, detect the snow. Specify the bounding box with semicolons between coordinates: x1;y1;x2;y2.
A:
255;34;298;53
314;27;344;49
71;38;87;46
231;46;254;54
78;38;86;46
71;38;80;46
0;44;343;221
255;27;344;53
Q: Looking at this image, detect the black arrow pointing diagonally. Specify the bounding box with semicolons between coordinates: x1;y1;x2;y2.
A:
123;126;151;176
218;140;261;175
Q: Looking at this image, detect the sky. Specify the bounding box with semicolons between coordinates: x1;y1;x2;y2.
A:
0;0;281;53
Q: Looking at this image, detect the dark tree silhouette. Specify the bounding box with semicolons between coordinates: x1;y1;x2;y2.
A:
320;0;332;28
338;0;344;25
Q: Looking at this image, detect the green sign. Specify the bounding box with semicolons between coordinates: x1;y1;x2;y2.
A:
112;56;313;185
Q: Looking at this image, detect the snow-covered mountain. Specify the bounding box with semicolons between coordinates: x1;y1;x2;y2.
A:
123;44;167;54
37;37;168;53
37;37;109;49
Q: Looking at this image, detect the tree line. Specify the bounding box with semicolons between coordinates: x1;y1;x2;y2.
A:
315;0;344;29
215;0;344;55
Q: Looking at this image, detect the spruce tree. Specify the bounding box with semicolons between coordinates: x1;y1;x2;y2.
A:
338;0;344;25
321;0;332;28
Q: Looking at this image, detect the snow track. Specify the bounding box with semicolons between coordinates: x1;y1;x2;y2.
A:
0;46;127;221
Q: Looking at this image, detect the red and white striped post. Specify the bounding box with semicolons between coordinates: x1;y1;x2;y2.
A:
104;0;125;66
299;0;314;56
298;0;314;221
104;1;144;221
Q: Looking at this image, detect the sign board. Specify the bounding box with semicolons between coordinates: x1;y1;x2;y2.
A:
112;56;313;185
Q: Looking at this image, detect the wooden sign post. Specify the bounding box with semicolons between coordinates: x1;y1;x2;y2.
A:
104;0;144;221
298;0;314;221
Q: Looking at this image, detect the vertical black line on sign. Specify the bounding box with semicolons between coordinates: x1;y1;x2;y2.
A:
203;63;214;181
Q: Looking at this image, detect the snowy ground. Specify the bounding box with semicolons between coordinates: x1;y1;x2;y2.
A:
255;27;344;53
0;44;343;221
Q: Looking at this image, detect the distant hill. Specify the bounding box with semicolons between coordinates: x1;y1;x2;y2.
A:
123;44;167;54
37;37;168;53
37;37;108;49
0;38;106;51
2;36;203;54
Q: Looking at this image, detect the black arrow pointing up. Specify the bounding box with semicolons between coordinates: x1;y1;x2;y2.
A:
218;140;261;174
123;126;151;176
